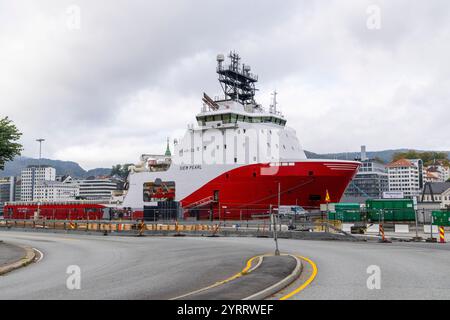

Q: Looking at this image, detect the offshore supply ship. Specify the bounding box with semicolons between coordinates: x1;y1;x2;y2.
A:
121;52;360;220
4;52;360;221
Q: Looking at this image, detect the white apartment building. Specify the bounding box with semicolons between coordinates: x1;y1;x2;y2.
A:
387;159;424;198
425;164;450;182
20;166;56;201
78;178;118;201
34;180;79;201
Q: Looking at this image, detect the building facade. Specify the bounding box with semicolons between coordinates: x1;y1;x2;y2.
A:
421;182;450;210
425;164;450;183
20;166;57;201
0;177;17;214
34;180;80;201
344;146;389;199
78;177;118;201
387;159;424;198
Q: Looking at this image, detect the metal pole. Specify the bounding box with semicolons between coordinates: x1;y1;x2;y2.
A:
36;138;45;216
278;182;281;211
378;209;382;236
430;213;433;240
414;209;419;238
271;205;280;256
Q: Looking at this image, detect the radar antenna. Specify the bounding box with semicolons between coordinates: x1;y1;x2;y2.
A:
216;51;258;105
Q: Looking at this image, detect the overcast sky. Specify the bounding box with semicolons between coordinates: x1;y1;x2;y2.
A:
1;0;449;169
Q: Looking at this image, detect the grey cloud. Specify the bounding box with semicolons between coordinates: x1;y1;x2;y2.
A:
1;0;449;168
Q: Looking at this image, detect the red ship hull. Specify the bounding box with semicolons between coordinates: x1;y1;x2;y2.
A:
181;161;360;220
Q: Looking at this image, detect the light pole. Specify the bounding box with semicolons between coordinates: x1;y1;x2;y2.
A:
36;139;45;218
270;204;280;256
278;182;281;212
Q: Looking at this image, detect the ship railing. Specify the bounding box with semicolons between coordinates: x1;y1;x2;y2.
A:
182;196;215;210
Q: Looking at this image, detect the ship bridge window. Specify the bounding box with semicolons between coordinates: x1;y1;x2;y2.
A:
214;115;221;121
196;116;206;126
222;114;231;123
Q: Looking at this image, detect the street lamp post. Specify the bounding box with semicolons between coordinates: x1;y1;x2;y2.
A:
35;139;45;218
270;204;280;256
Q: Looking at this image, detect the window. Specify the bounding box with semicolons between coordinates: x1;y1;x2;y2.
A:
309;194;321;201
222;114;231;123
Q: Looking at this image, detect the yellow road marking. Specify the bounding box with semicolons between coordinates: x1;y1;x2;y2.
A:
279;255;318;300
170;255;262;300
203;255;261;285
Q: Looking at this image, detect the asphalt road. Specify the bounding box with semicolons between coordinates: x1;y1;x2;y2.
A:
0;241;25;267
1;230;450;299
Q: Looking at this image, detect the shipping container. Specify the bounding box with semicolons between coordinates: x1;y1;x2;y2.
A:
366;199;415;221
328;203;361;222
432;211;450;226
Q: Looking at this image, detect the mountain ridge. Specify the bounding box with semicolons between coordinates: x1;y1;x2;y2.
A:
0;156;111;179
1;149;449;178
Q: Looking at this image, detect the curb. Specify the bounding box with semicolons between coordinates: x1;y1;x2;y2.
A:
243;254;303;300
0;244;36;276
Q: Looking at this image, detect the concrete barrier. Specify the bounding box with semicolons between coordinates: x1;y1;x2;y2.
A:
424;225;439;234
394;224;410;233
366;224;380;233
342;223;354;232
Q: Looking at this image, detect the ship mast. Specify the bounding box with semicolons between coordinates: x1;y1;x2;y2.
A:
216;51;258;105
270;90;278;114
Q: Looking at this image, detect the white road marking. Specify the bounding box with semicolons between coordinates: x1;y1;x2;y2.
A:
33;248;44;263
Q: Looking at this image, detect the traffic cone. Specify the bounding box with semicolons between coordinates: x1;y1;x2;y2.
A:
379;224;391;243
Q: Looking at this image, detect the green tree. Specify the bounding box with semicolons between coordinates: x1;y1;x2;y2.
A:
392;150;449;166
0;117;23;170
111;163;134;179
111;164;122;176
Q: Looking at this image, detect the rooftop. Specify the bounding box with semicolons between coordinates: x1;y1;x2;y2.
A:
423;182;450;195
387;159;415;168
